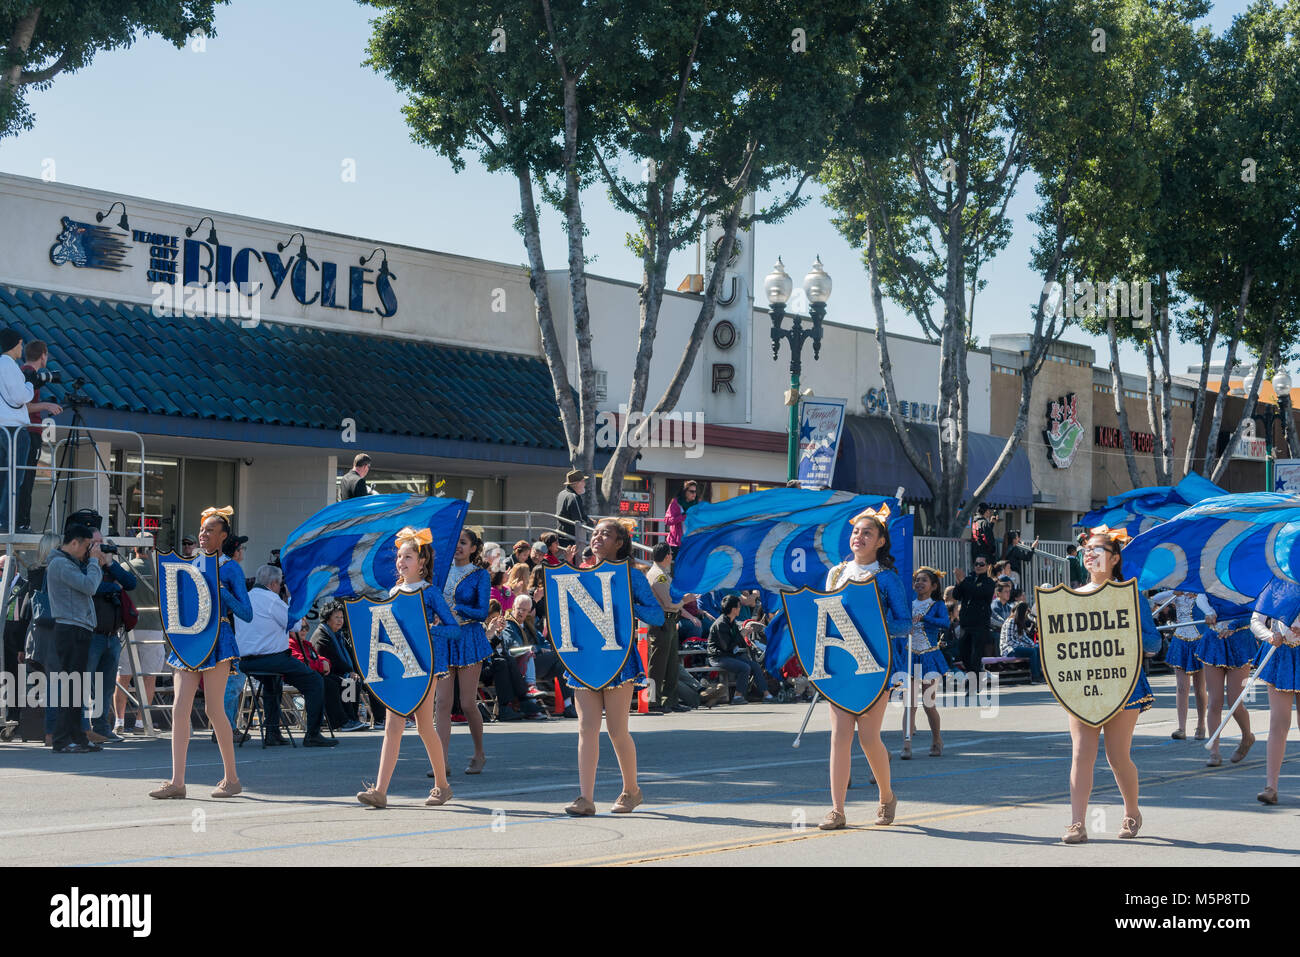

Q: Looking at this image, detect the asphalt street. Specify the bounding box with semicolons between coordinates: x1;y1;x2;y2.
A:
2;673;1297;867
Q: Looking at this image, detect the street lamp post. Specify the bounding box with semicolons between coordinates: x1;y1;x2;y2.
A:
1252;370;1292;491
767;257;832;483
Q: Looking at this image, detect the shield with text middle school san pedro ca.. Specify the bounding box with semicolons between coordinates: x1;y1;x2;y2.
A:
156;550;222;670
781;578;893;715
543;559;636;691
343;590;436;717
1034;579;1143;728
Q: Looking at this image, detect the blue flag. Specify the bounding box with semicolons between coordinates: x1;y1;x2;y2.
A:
280;494;468;620
1123;492;1300;615
667;488;912;675
1077;473;1225;537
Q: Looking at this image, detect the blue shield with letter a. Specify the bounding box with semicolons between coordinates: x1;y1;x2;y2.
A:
781;579;892;714
157;551;222;670
344;590;436;717
544;560;635;690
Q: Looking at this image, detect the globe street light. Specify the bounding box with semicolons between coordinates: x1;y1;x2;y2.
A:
769;257;831;482
1258;369;1294;490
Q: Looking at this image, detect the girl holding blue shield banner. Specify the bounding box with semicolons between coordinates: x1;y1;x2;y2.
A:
357;528;457;809
1248;578;1300;806
435;527;493;776
149;507;253;801
818;506;909;831
1060;528;1160;844
563;518;664;817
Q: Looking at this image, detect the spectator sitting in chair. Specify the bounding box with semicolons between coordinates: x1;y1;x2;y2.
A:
502;594;573;716
310;601;376;727
708;595;774;705
290;617;366;732
999;601;1043;683
233;564;338;747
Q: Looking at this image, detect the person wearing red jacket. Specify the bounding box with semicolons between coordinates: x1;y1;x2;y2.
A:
289;620;364;732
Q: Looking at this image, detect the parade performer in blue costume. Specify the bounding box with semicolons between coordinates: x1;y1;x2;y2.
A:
1249;576;1300;805
900;566;949;759
1194;593;1258;768
1061;527;1160;844
1152;589;1209;741
435;527;493;776
356;527;458;809
563;517;665;817
817;505;909;831
149;506;253;801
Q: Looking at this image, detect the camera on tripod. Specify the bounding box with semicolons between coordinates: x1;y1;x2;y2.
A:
22;365;61;388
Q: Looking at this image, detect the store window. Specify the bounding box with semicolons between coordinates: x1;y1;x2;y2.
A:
335;468;505;518
110;453;236;549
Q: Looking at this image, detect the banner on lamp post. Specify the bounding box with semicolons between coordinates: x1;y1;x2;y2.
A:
796;397;847;490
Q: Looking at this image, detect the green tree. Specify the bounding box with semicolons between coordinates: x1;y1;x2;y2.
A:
822;0;1110;536
1;1;224;140
364;0;858;513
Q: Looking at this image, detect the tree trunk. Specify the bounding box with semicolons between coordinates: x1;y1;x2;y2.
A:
515;164;579;454
1155;279;1175;483
1205;271;1251;475
1210;317;1273;485
1181;305;1220;477
1108;316;1143;487
2;7;41;92
865;210;939;500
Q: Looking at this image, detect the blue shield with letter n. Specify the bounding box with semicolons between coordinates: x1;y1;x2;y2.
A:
344;591;435;717
157;551;222;670
544;560;635;690
781;579;892;714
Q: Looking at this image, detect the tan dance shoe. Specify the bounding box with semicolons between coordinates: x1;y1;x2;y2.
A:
611;787;643;814
1061;822;1087;844
210;779;242;798
1118;813;1143;839
148;781;186;800
875;795;898;826
819;809;846;830
425;786;453;806
564;795;596;816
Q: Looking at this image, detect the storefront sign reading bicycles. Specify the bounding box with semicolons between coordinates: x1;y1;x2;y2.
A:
48;213;398;317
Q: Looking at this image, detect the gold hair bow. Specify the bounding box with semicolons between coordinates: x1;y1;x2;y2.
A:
851;503;891;525
395;526;433;548
916;565;945;579
1090;524;1131;546
200;505;234;525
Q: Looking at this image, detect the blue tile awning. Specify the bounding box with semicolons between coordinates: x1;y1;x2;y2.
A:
0;285;571;459
832;414;1033;508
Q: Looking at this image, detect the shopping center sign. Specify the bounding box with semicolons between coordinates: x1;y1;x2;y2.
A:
48;213;398;317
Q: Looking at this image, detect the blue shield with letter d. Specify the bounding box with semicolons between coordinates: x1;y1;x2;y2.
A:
344;590;436;717
781;579;892;714
157;551;222;670
544;560;635;690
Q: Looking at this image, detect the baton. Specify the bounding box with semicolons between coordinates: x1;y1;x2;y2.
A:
1205;643;1278;751
792;691;821;749
903;641;914;742
1156;614;1250;632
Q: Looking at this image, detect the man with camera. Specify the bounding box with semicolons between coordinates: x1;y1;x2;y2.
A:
17;340;63;532
0;328;35;532
47;522;107;752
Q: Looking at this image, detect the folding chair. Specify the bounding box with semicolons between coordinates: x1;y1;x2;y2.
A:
237;673;299;747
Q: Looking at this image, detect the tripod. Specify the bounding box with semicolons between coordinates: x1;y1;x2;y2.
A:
41;393;135;538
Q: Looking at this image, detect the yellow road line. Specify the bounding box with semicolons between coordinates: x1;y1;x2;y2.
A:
549;754;1288;867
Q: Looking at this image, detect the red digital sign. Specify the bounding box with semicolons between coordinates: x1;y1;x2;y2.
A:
618;500;651;514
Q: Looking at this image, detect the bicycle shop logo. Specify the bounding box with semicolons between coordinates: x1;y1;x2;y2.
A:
1041;277;1152;328
594;405;705;459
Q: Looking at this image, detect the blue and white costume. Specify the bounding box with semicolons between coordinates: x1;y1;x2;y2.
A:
166;555;252;672
1124;592;1161;712
1250;577;1300;693
1152;589;1211;674
905;597;952;678
563;567;665;691
1195;611;1260;671
388;580;458;679
442;562;493;668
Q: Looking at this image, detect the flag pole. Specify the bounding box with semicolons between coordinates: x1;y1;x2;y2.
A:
793;691;820;748
1205;643;1277;751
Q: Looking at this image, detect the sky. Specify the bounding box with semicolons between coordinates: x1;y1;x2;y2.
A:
0;0;1259;380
